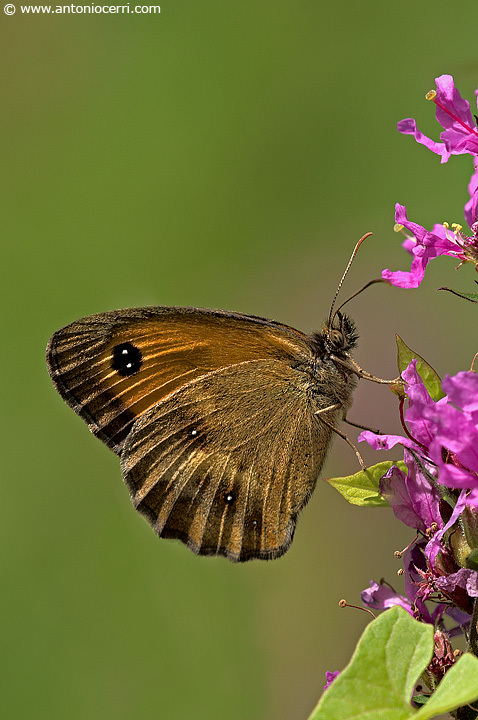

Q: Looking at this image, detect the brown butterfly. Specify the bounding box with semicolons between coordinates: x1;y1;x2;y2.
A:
46;241;371;562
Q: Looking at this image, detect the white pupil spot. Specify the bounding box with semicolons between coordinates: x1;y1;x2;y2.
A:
226;494;233;502
126;363;132;369
122;349;128;355
191;429;197;436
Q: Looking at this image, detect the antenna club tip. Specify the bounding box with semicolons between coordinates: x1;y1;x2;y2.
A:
355;232;373;250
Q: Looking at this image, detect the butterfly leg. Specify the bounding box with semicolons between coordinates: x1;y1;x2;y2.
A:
315;407;366;470
331;355;401;385
343;416;381;434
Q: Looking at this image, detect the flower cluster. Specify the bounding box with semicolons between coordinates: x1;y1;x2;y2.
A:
359;361;478;645
382;74;478;289
324;76;478;695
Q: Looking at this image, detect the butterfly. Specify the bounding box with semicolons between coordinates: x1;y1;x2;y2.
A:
47;304;360;562
46;240;373;562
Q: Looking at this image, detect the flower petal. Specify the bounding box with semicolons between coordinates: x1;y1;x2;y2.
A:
324;671;340;691
361;580;412;614
397;117;449;162
379;454;441;533
433;75;478;158
464;165;478;228
442;371;478;415
358;430;413;451
436;569;478;597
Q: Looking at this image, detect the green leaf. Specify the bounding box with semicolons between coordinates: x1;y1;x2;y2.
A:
325;461;406;507
395;335;445;401
309;606;478;720
308;606;433;720
413;653;478;720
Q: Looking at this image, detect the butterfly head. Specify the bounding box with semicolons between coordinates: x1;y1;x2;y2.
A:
308;311;358;361
325;312;358;354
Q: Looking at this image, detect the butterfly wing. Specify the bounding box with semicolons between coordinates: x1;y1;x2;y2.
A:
46;306;314;455
121;359;329;561
47;306;342;561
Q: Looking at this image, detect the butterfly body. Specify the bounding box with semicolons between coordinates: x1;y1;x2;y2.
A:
47;306;358;561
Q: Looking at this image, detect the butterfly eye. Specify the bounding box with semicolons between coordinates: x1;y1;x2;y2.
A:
329;329;345;349
111;342;143;377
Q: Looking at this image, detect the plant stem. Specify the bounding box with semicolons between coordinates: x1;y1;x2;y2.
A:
468;597;478;658
456;599;478;720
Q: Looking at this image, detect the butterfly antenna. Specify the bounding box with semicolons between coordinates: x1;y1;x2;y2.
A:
332;278;391;320
328;233;373;327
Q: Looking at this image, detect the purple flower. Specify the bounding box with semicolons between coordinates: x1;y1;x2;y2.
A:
324;670;340;691
379;453;441;534
435;568;478;598
361;580;412;614
425;490;468;569
443;371;478;418
427;409;478;492
360;364;478;499
359;359;442;456
354;76;478;649
384;75;478;288
401;361;447;446
381;203;478;288
402;541;444;623
420;372;478;496
397;74;478;163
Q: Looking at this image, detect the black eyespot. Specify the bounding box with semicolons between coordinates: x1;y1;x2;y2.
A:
224;492;235;505
111;342;142;377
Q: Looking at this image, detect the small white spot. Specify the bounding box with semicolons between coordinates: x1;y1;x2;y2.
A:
126;363;132;369
190;429;198;437
122;348;128;355
252;520;258;527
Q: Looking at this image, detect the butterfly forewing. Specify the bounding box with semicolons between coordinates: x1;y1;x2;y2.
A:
46;307;314;455
120;360;327;561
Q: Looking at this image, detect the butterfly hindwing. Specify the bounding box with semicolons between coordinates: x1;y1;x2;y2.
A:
120;360;328;561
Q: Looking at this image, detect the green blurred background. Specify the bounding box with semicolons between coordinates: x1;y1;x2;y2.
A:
2;2;478;719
